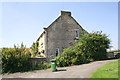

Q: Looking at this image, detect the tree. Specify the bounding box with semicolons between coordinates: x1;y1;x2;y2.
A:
77;31;110;60
30;41;39;57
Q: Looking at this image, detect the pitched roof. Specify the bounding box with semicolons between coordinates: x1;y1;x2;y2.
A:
37;11;84;40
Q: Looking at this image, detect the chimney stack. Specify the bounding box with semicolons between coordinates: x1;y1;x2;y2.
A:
60;11;71;16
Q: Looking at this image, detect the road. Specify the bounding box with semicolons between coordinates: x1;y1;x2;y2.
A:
2;59;117;78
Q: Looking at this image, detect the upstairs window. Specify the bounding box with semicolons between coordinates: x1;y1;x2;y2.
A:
75;29;79;39
55;48;59;56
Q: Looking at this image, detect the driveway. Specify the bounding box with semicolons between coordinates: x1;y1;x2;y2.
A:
2;59;118;78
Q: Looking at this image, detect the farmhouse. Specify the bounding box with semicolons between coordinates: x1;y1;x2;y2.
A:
37;11;85;61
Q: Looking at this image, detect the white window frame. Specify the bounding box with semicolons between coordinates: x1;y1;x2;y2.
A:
55;48;59;56
74;29;79;39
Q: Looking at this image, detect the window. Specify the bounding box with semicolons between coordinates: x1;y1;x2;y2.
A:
55;48;59;56
75;29;79;39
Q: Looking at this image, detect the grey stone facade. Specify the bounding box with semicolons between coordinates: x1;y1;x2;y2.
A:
37;11;84;61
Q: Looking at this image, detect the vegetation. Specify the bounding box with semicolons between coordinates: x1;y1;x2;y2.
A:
1;43;32;73
90;60;118;78
30;41;39;57
1;42;52;74
0;31;111;74
32;62;51;70
55;31;110;67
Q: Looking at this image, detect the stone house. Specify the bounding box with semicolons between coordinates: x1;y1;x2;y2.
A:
37;11;85;61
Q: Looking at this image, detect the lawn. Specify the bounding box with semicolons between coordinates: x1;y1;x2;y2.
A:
90;60;119;78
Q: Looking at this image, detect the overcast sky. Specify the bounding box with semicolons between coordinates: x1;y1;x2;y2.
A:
0;2;118;50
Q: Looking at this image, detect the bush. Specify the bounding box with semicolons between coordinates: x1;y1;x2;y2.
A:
55;47;75;67
32;62;51;70
1;44;32;73
56;31;110;67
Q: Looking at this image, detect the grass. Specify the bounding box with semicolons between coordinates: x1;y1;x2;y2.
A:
90;60;118;78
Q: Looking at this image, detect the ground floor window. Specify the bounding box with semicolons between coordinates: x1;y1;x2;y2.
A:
55;48;59;56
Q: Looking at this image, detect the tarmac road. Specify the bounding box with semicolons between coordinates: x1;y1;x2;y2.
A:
2;59;118;78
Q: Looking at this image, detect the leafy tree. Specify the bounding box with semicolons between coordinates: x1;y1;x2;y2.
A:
30;41;39;57
79;31;110;60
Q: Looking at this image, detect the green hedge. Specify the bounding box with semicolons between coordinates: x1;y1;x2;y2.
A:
1;44;32;73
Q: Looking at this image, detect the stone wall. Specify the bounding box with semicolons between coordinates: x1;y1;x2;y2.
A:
106;52;114;58
28;57;47;66
37;11;85;61
46;11;84;61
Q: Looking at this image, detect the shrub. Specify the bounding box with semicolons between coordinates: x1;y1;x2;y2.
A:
56;31;110;67
32;62;51;70
55;47;76;67
1;43;32;73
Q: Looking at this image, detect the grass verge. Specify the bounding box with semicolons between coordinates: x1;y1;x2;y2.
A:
90;60;118;78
